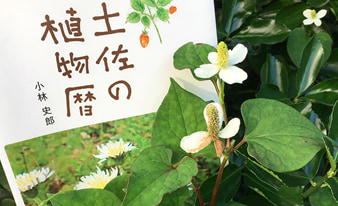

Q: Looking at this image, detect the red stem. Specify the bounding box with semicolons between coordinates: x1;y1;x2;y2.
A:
193;178;204;206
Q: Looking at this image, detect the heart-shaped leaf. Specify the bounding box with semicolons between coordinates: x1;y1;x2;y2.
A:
241;98;325;172
50;189;121;206
152;78;209;163
122;146;198;206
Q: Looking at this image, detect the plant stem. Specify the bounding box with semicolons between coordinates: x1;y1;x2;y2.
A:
147;6;162;43
303;173;329;198
192;178;204;206
210;137;246;206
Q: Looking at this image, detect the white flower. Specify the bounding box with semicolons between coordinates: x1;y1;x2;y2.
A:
194;42;248;84
74;167;118;190
180;103;241;157
94;138;137;163
303;9;327;26
15;167;55;192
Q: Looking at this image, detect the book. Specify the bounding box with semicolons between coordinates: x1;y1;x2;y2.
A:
0;0;217;205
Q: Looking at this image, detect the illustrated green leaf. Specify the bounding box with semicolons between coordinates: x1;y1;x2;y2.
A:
221;0;255;35
131;0;145;12
233;19;290;44
126;12;141;23
141;15;151;27
173;42;216;80
157;7;169;22
157;0;172;7
328;101;338;144
151;78;208;163
276;2;309;29
196;165;242;206
287;28;309;68
241;98;325;172
122;146;198;206
104;174;130;201
50;189;121;206
296;35;324;97
309;186;338;205
260;53;288;93
301;78;338;106
142;0;157;7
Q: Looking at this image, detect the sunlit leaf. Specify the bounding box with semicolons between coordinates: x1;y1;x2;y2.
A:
159;187;190;206
122;146;198;205
309;186;338;205
242;98;325;172
301;78;338;106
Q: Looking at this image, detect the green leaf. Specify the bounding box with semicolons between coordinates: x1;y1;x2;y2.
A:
258;0;295;18
157;7;169;22
301;78;338;106
316;32;333;63
196;165;242;206
256;83;290;103
243;172;303;206
309;186;338;205
157;0;172;7
131;0;145;12
296;35;324;97
142;0;157;7
141;15;150;27
233;19;290;44
0;163;10;192
159;187;190;206
221;0;255;35
308;0;330;8
126;12;141;23
104;174;130;201
287;28;310;68
276;2;309;29
326;177;338;201
173;42;216;80
241;98;325;172
260;54;288;93
322;48;338;78
151;78;208;163
329;101;338;144
122;146;198;206
50;189;121;206
1;199;16;206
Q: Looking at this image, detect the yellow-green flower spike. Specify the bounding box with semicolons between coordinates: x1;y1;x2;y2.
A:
216;41;230;69
311;10;316;19
206;104;220;140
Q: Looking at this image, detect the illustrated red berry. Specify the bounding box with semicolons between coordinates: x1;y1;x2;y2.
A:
169;6;177;14
140;32;149;48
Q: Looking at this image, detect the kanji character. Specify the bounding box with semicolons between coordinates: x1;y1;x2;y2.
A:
41;15;59;44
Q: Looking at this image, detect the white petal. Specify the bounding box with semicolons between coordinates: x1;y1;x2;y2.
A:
303;9;312;18
228;44;248;66
203;102;224;129
219;66;247;84
313;18;322;26
194;64;219;79
219;118;240;139
303;19;314;25
317;9;327;18
208;52;218;64
180;131;211;153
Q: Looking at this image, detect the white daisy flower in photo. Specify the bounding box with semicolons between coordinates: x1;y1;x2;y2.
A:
94;138;137;163
74;167;118;190
15;167;55;192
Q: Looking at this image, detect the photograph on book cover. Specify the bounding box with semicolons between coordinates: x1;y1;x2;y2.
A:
0;0;217;205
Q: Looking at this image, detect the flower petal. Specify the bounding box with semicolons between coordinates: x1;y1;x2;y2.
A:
203;102;224;129
219;117;240;139
303;9;312;18
180;131;211;153
219;66;248;84
303;19;314;25
228;44;248;66
313;18;322;26
194;64;219;79
317;9;327;18
208;52;218;64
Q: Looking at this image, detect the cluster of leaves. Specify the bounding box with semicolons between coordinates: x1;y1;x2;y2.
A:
0;162;15;206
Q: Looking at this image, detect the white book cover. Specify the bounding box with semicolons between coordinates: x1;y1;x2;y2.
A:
0;0;217;205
